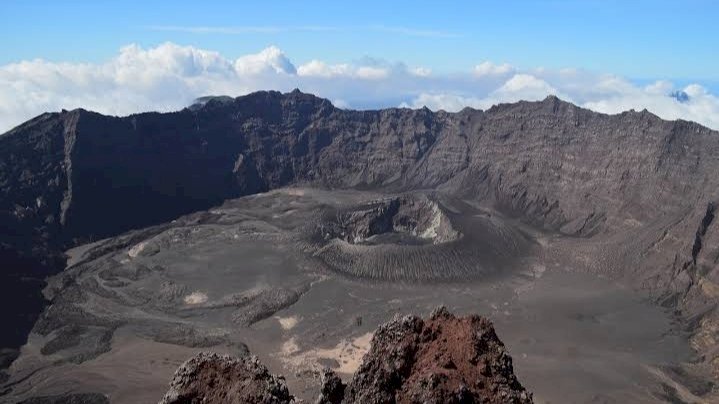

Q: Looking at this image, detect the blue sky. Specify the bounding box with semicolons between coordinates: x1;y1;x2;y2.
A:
2;0;717;81
1;1;719;132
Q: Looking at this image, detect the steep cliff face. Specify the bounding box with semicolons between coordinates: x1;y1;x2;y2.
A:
2;90;719;368
0;112;74;350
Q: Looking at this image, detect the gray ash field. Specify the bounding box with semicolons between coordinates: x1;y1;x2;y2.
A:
2;188;705;403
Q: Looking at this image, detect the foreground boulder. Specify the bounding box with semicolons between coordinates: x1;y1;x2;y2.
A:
159;353;294;404
161;308;532;403
329;307;533;404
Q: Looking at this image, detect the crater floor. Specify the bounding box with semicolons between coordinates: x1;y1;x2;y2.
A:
2;188;710;403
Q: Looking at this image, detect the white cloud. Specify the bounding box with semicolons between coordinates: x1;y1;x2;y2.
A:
685;84;709;98
297;60;389;79
500;74;548;92
1;42;719;133
582;83;719;130
355;66;389;80
493;74;565;101
401;93;486;111
474;61;513;76
645;80;673;95
404;74;566;112
234;46;295;75
331;98;350;109
297;60;351;78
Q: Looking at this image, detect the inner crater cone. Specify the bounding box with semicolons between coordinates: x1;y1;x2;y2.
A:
308;194;534;281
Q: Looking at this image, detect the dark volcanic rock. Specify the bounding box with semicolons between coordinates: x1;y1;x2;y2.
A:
158;352;294;404
161;309;532;404
316;368;346;404
232;287;307;326
337;307;532;404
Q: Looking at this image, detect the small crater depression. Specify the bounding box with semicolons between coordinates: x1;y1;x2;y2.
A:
320;195;460;246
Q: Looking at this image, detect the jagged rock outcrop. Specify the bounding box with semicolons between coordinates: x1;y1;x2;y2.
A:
322;307;532;404
3;90;719;374
160;309;531;404
316;368;345;404
159;352;295;404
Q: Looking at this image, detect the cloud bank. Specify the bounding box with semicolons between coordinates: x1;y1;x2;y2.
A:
1;42;718;133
